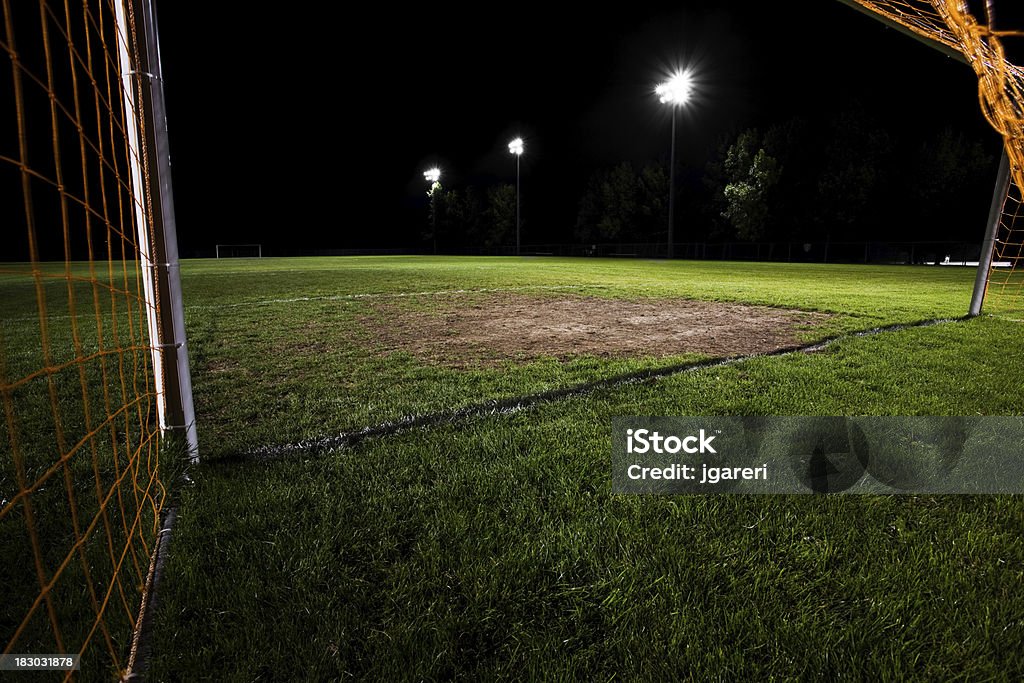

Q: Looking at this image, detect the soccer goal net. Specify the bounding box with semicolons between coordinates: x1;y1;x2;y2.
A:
215;244;263;258
1;0;195;677
845;0;1024;315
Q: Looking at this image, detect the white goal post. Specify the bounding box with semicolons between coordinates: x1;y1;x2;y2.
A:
215;244;263;258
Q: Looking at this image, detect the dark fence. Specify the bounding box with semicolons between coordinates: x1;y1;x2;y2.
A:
481;241;983;265
191;241;984;265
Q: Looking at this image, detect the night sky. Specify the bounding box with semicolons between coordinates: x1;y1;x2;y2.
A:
156;1;1008;254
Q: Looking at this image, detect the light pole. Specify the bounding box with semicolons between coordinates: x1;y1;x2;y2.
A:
424;167;441;254
508;137;524;255
655;71;692;259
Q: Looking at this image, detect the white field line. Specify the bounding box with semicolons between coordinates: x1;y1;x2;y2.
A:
183;284;606;310
0;285;607;324
241;316;962;460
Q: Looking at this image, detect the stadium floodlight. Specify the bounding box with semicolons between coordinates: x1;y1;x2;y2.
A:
508;138;524;255
656;70;693;260
424;167;442;254
655;71;692;105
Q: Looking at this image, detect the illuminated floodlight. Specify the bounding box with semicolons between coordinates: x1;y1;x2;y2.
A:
507;138;524;254
655;69;695;260
656;71;693;105
423;167;441;183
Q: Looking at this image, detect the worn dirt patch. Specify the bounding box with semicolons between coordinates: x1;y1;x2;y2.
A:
361;293;832;367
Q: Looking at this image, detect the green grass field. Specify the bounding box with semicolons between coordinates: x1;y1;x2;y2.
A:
141;257;1023;680
4;256;1024;680
175;257;987;459
0;262;168;681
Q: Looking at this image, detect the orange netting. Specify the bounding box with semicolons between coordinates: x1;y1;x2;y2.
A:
849;0;1024;313
1;0;167;679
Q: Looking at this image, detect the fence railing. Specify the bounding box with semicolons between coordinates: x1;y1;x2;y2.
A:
216;241;997;266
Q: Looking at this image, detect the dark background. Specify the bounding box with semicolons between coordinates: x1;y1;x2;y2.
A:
6;2;1024;258
154;1;1015;252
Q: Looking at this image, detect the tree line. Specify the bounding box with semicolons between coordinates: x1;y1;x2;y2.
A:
425;184;518;251
700;109;995;246
424;107;997;251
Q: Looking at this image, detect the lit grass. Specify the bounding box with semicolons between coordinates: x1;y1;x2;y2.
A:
177;257;978;458
177;256;976;318
0;264;172;681
4;256;1020;680
149;315;1024;680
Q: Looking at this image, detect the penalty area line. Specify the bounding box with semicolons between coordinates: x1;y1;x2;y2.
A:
232;316;963;463
184;284;607;310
